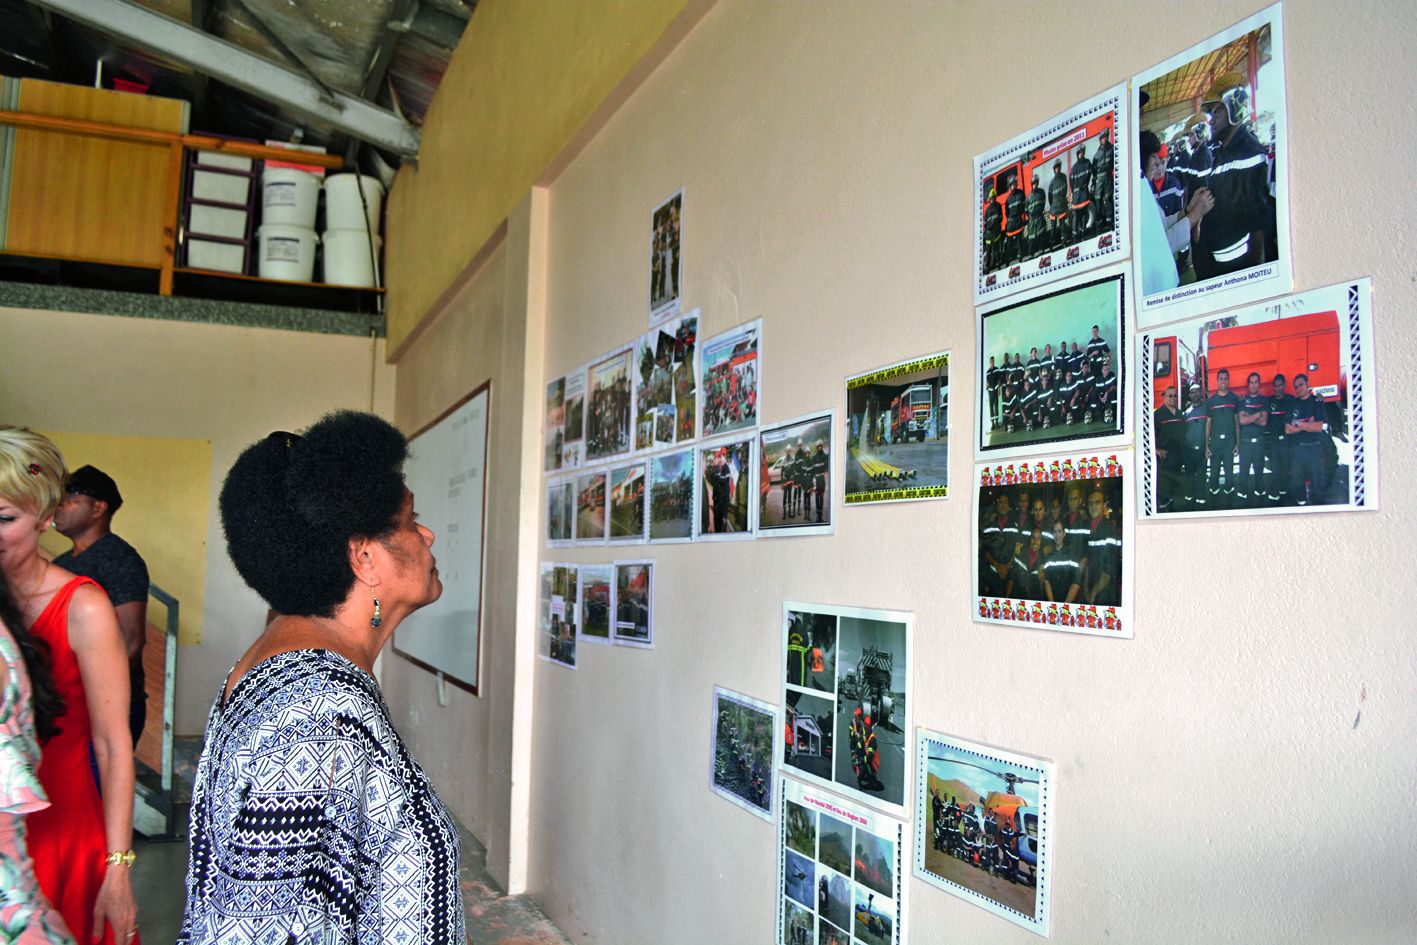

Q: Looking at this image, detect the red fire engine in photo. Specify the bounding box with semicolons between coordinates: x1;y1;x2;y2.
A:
979;112;1116;239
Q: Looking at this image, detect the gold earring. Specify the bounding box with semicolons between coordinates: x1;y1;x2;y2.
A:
371;596;382;629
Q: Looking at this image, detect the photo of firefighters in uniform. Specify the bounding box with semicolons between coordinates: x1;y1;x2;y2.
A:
700;319;761;438
545;479;573;544
648;448;694;542
635;311;698;450
711;686;776;819
760;412;833;536
574;471;606;543
978;271;1126;456
578;564;612;642
974;85;1127;303
544;376;564;472
561;369;585;469
699;437;754;538
913;732;1054;936
1133;9;1288;320
586;349;633;462
649;189;683;323
845;352;949;504
608;462;645;542
537;563;578;669
1146;279;1375;518
612;560;653;647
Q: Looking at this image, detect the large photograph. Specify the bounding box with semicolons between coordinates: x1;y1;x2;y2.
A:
1132;3;1289;326
844;352;950;505
612;559;653;648
974;82;1129;305
649;188;683;325
700;318;762;438
782;602;912;817
973;451;1134;638
574;470;606;544
586;348;633;462
648;448;695;543
759;411;834;538
1141;278;1378;519
977;266;1128;461
710;686;776;821
914;729;1054;938
635;310;699;450
607;461;646;543
697;435;755;540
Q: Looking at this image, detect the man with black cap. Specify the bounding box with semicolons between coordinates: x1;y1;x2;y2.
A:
52;465;150;746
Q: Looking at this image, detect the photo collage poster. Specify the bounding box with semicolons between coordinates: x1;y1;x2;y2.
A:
843;351;951;505
537;562;578;669
635;309;699;451
710;686;777;821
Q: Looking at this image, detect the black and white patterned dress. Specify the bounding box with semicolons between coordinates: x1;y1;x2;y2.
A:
178;650;464;945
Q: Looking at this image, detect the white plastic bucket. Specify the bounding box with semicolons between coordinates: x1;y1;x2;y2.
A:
323;174;384;233
257;224;318;282
322;229;382;287
261;167;320;227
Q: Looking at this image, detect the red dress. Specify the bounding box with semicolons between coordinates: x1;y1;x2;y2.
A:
26;577;135;945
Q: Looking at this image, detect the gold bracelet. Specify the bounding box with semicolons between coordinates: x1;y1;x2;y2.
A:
104;850;136;868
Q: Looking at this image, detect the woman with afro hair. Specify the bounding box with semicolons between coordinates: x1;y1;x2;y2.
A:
178;411;464;945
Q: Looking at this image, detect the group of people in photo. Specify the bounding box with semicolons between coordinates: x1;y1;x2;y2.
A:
979;482;1122;607
702;360;757;434
930;789;1032;887
985;327;1117;435
771;439;830;524
586;368;631;458
650;198;681;311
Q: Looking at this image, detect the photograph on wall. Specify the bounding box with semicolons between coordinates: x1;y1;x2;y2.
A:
700;318;762;438
545;478;573;546
586;347;633;462
914;729;1053;938
578;564;613;645
1132;3;1289;326
561;366;586;469
635;309;699;449
759;411;834;538
1140;277;1378;519
697;435;755;540
974;82;1129;305
845;351;951;505
612;559;653;648
649;188;683;325
648;448;695;543
973;449;1134;638
976;265;1128;461
782;602;912;817
574;470;607;544
775;776;906;945
710;686;777;821
543;376;564;473
537;562;578;669
607;461;646;543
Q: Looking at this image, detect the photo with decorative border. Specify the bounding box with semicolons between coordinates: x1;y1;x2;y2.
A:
845;351;951;505
1140;277;1378;519
914;729;1054;938
611;559;653;648
782;602;912;817
696;434;756;540
578;564;613;645
775;777;906;945
972;450;1134;638
977;265;1128;461
759;411;835;538
974;82;1129;306
634;309;699;449
561;366;586;470
1132;3;1290;327
648;448;695;543
586;347;633;462
607;461;646;543
545;478;573;546
536;562;578;669
649;188;683;325
700;318;762;438
710;686;777;821
574;470;607;544
543;376;564;473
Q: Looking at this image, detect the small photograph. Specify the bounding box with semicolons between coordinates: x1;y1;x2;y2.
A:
649;189;683;324
785;610;836;693
977;266;1128;460
545;479;573;545
586;348;633;462
831;616;908;809
973;451;1133;638
561;368;586;469
612;560;653;648
781;898;813;945
974;82;1129;305
543;377;564;472
536;563;554;662
578;564;612;644
844;352;950;504
817;919;848;945
635;310;699;449
1133;3;1289;325
574;471;606;543
851;885;893;945
782;691;835;783
648;448;695;543
607;462;646;543
817;870;851;937
852;827;895;899
759;411;834;537
914;729;1054;937
701;318;762;438
784;848;816;910
711;686;776;820
697;436;755;540
537;563;577;669
817;814;853;878
784;799;817;858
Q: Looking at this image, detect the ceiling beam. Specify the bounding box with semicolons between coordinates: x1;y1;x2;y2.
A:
27;0;421;157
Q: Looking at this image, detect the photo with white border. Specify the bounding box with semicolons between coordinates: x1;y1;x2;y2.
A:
844;351;951;505
759;410;835;538
710;685;777;821
649;187;683;325
611;559;653;648
696;433;757;540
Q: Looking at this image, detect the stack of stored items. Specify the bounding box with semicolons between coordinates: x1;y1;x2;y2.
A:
321;173;384;288
185;150;257;274
257;165;320;281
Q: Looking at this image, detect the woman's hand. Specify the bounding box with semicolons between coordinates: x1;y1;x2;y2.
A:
93;863;137;943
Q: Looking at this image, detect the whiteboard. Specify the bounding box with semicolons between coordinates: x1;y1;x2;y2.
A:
394;383;490;693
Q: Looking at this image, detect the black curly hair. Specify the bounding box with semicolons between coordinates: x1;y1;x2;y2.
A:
0;572;66;743
220;411;409;617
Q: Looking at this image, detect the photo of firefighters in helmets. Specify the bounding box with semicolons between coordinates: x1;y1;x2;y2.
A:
698;436;755;539
1143;278;1378;519
586;347;633;462
776;777;906;945
577;564;612;644
759;411;834;537
648;448;694;542
611;559;653;647
544;376;564;473
913;730;1054;937
537;562;578;669
973;451;1133;638
700;318;761;438
977;268;1128;460
782;603;911;814
1132;5;1290;324
711;686;776;820
545;478;573;545
973;82;1129;306
845;352;950;504
634;310;698;450
649;189;683;325
607;461;645;542
574;470;606;543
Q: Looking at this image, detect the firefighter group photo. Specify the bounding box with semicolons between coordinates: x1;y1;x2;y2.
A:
759;412;833;535
844;352;950;504
711;687;775;819
585;348;633;462
648;448;694;541
700;318;761;438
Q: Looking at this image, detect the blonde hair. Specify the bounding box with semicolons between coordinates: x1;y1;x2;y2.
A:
0;426;67;519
